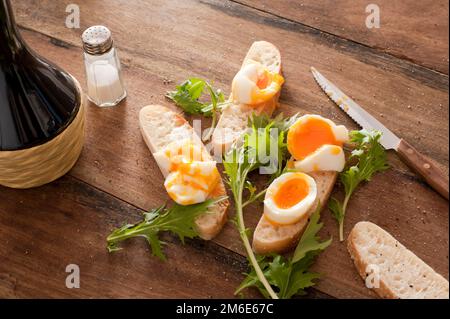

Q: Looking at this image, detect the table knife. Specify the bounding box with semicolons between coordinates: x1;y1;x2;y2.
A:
311;67;449;200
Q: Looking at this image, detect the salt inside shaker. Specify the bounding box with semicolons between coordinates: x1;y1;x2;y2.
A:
82;26;126;107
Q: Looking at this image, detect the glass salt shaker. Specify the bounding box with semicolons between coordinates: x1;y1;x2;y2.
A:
82;26;126;107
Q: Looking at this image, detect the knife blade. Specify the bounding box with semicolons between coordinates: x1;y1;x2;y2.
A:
311;67;400;150
310;66;449;200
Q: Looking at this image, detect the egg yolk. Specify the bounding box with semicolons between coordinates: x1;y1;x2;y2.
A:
165;162;220;205
273;177;309;209
330;145;342;155
287;117;342;160
256;70;270;89
250;72;284;104
162;141;220;205
165;143;203;165
170;162;218;191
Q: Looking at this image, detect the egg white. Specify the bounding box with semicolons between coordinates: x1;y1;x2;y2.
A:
152;139;219;205
164;161;219;206
231;61;282;105
153;139;204;177
231;63;259;104
294;144;346;173
264;172;317;225
289;115;349;173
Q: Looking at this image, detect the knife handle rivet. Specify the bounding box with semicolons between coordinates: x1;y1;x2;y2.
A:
423;163;431;169
407;148;414;155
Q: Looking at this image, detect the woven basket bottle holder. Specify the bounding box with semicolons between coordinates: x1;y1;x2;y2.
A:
0;75;86;189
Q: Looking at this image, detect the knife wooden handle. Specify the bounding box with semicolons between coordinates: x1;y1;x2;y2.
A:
397;139;449;200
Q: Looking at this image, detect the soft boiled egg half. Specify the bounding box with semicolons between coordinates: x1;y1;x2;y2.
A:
264;172;317;225
287;114;349;173
153;139;220;206
164;160;220;206
231;60;284;105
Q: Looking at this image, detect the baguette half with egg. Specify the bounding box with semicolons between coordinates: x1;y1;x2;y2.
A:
139;104;229;240
212;41;282;152
348;221;449;299
252;113;349;254
252;171;337;254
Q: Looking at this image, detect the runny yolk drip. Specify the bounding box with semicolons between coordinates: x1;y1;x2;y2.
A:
165;143;203;163
330;145;341;155
250;71;284;105
168;162;219;192
256;71;270;89
287;118;342;160
162;141;219;206
273;178;309;209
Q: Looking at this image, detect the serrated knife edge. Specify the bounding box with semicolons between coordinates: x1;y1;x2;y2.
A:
311;67;400;150
310;67;449;200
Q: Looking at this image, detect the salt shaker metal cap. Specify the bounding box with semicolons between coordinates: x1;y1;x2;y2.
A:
82;26;114;55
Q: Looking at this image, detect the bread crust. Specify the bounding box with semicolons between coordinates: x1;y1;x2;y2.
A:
139;104;229;240
347;221;449;299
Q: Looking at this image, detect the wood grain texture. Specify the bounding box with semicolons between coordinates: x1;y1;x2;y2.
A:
1;0;448;298
0;177;260;298
235;0;450;74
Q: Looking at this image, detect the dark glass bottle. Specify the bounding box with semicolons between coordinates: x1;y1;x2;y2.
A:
0;0;80;151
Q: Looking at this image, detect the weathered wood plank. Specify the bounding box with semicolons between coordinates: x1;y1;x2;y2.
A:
234;0;449;74
6;0;449;298
0;177;261;298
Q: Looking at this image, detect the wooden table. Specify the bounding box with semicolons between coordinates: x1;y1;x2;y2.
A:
1;0;448;299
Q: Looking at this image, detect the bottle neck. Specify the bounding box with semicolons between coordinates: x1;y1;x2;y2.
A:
0;0;24;61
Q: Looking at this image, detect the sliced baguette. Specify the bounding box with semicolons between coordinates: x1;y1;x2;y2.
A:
252;171;337;254
212;41;282;153
139;104;229;240
348;221;449;299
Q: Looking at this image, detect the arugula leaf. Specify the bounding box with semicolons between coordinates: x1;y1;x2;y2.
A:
329;130;389;241
328;197;344;234
106;197;226;260
265;255;293;298
202;83;226;115
202;83;226;140
166;78;227;140
244;121;283;175
292;203;332;263
249;112;300;134
236;207;332;299
235;255;271;299
166;78;207;115
284;261;321;298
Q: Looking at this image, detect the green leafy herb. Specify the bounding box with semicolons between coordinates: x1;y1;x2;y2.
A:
249;112;300;134
166;78;227;140
166;78;207;115
224;113;329;299
225;113;294;206
106;197;226;260
235;206;331;299
329;130;389;241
